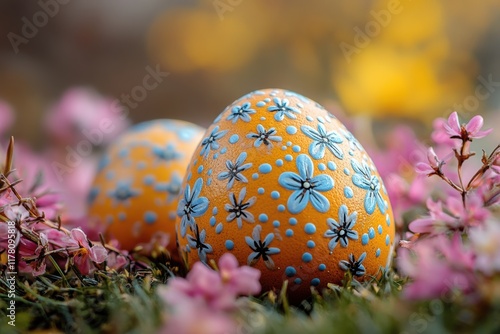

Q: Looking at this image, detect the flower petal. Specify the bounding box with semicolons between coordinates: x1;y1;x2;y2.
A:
264;257;276;270
328;238;338;251
287;190;309;214
352;174;371;189
89;245;108;263
444;111;461;136
296;154;314;179
267;247;280;255
70;228;90;249
278;172;303;190
238;187;247;203
465;115;483;134
310;191;330;213
191;198;209;217
301;125;323;142
326;142;344;159
309;142;325;159
263;232;274;246
245;236;255;248
312;174;334;191
364;191;376;214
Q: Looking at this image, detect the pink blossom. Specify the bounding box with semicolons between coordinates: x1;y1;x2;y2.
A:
431;117;456;147
17;234;48;276
415;147;450;175
492;155;500;174
219;253;261;296
70;228;108;275
469;219;500;275
398;234;475;300
42;226;78;249
3;204;29;223
443;112;492;141
164;262;234;311
409;198;457;234
157;296;236;334
409;193;490;234
44;87;129;146
106;251;128;271
156;253;260;334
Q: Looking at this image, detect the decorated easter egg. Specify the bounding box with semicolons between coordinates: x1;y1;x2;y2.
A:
176;89;395;302
88;119;205;252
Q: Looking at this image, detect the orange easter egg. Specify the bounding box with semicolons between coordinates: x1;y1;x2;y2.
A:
176;89;395;302
88;119;205;252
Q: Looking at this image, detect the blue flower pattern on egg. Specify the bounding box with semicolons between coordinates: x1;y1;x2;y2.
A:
217;152;252;190
200;126;228;158
351;159;387;215
177;178;210;237
278;154;334;214
176;89;394;298
301;123;344;159
324;204;359;250
109;180;140;206
246;124;282;147
187;224;213;264
226;102;256;123
339;252;367;277
225;187;256;228
152;143;182;162
267;97;301;121
245;225;280;270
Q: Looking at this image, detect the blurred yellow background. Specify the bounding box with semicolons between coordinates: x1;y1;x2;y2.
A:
0;0;499;145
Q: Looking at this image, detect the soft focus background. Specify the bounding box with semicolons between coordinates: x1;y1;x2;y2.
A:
1;0;500;141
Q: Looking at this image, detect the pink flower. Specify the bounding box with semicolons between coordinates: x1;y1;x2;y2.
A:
17;234;48;276
42;226;79;250
492;155;500;174
44;87;129;146
219;253;261;296
157;296;237;334
164;262;233;310
158;253;260;332
409;198;457;234
415;147;450;175
161;254;261;311
443;112;492;141
409;193;490;234
106;251;128;271
469;219;500;275
0;100;14;136
70;228;108;275
431;117;456;147
398;234;475;300
3;204;29;223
